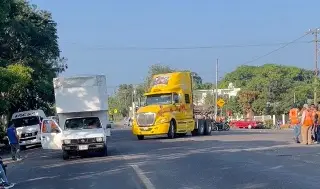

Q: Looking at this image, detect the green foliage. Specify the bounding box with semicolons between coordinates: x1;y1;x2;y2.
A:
226;97;241;115
0;0;65;119
220;64;315;115
204;93;214;105
262;120;274;129
0;64;33;115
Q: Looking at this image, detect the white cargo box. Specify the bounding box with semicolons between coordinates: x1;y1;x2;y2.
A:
53;75;108;113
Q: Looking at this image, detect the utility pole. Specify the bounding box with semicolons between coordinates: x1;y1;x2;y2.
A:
308;28;320;105
214;59;219;119
293;92;296;104
131;85;136;118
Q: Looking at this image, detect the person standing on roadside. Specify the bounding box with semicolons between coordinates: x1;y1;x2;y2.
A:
310;104;317;142
314;105;320;144
6;122;21;161
301;104;314;145
289;104;300;143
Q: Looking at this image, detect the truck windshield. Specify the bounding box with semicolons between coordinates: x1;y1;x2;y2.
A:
65;117;102;130
12;116;40;128
146;94;172;105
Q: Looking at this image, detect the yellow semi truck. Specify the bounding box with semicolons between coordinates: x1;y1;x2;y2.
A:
132;71;213;140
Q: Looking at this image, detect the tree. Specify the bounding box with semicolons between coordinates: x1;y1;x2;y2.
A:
0;64;33;115
0;0;65;117
219;64;315;115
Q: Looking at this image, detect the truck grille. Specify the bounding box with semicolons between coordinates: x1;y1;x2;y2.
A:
21;131;38;138
137;113;155;126
70;138;96;144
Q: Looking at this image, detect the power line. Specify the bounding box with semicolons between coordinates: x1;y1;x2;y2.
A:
68;41;311;51
242;33;310;65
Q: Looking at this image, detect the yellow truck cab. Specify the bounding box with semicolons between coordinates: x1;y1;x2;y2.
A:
132;71;213;140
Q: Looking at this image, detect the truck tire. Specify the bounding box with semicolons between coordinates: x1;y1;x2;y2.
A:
167;121;175;139
204;120;212;135
137;135;145;140
62;150;70;160
197;120;205;135
101;145;108;156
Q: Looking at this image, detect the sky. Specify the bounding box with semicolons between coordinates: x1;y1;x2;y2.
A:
30;0;319;91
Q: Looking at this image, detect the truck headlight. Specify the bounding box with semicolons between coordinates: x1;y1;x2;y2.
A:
96;137;103;142
63;139;71;144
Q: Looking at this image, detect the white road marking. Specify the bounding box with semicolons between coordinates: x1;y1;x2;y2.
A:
131;164;156;189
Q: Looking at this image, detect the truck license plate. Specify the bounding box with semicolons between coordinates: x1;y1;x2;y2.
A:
79;145;88;150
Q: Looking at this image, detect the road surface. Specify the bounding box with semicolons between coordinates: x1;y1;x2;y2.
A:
4;127;320;189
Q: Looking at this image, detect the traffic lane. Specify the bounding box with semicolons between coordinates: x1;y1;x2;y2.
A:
117;130;320;189
6;146;146;189
133;145;319;189
110;128;295;156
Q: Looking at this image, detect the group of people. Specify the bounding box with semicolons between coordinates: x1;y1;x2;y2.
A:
289;103;320;145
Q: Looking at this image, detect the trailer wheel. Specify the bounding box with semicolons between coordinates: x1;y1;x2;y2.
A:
204;120;212;135
167;121;176;139
197;120;205;135
137;135;145;140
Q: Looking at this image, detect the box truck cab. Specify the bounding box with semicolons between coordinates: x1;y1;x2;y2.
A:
11;110;46;149
40;75;111;160
132;72;197;140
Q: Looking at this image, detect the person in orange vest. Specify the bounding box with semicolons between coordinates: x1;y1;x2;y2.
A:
289;104;300;143
300;104;314;145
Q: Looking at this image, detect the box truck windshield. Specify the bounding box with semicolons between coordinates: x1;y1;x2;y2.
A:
145;93;172;105
13;116;40;128
65;117;102;130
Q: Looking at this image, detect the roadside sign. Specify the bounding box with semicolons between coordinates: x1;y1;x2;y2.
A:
113;109;118;114
217;98;225;108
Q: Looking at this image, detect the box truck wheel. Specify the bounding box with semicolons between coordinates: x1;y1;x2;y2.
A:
167;120;176;139
62;150;70;160
137;135;145;140
101;145;108;156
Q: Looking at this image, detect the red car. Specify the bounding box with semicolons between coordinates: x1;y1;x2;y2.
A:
230;119;263;129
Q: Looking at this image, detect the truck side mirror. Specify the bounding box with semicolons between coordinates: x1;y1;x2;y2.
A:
106;124;112;129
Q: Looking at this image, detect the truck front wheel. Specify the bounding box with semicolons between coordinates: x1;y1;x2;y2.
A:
137;135;145;140
101;145;108;156
62;150;70;160
167;121;176;139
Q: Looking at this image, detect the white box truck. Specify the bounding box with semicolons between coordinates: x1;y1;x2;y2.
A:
40;75;111;160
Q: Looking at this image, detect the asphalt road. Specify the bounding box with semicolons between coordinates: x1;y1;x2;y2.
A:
4;127;320;189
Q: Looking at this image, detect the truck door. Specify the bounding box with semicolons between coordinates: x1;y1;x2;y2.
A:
40;119;63;150
173;93;187;132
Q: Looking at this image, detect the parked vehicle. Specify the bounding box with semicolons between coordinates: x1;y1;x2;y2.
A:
11;110;46;150
132;71;214;140
230;119;263;129
40;75;112;160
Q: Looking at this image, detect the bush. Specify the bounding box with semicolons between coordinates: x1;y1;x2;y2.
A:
262;120;274;129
